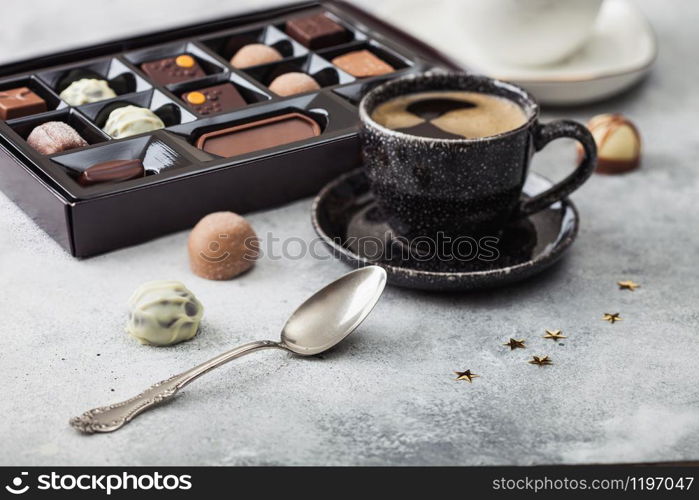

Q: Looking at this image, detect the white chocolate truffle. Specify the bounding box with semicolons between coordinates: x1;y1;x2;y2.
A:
59;78;117;106
103;105;165;139
126;280;204;346
583;113;641;174
188;212;259;280
268;72;320;96
230;44;283;68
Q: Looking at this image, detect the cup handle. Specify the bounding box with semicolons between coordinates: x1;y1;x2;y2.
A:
517;120;597;217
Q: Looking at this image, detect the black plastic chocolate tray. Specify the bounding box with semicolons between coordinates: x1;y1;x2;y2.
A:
0;1;460;257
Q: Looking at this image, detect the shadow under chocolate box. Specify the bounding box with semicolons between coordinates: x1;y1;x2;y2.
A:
0;1;459;257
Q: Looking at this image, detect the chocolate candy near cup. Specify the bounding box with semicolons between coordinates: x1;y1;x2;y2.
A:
582;113;642;174
77;159;145;186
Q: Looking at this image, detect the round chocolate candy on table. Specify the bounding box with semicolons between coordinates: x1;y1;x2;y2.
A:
126;280;204;346
188;212;259;280
26;121;88;155
582;113;642;174
268;72;320;96
230;43;283;68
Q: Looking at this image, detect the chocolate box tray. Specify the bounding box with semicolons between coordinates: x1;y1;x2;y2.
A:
0;0;459;257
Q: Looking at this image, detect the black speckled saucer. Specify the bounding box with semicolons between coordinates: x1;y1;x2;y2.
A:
311;168;579;291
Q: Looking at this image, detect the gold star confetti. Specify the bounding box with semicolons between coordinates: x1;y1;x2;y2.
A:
454;369;479;382
602;313;622;323
529;355;553;366
618;280;640;291
543;329;567;340
503;338;526;350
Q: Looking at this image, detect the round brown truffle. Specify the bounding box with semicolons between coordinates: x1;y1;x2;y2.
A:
268;72;320;96
230;43;283;68
188;212;259;280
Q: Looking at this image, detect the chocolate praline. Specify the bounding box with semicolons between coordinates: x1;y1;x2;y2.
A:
285;13;350;49
195;112;321;158
0;87;47;120
268;72;320;96
331;50;394;78
582;113;642;175
140;54;206;85
26;121;88;155
78;159;145;186
59;78;117;106
181;83;246;115
126;280;204;346
188;212;259;280
230;44;283;68
103;105;165;139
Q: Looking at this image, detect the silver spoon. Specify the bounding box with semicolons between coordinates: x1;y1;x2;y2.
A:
70;266;387;434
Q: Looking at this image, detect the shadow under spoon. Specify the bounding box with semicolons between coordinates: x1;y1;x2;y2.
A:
70;266;387;434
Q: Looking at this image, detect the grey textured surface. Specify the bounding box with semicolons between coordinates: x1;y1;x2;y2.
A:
2;0;699;466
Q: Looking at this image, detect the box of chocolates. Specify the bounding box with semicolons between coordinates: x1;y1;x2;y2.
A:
0;1;458;257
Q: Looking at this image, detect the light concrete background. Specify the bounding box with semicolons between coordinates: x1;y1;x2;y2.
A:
1;0;698;465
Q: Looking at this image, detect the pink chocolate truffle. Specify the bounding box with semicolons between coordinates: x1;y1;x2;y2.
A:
230;43;283;68
268;72;320;96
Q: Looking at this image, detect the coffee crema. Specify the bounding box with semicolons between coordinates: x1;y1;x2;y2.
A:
370;90;528;139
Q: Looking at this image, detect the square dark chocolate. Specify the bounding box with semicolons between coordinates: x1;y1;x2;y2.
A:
285;13;350;49
140;54;206;85
0;87;47;120
181;83;246;116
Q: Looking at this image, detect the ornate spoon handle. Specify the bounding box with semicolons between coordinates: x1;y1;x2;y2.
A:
70;340;282;434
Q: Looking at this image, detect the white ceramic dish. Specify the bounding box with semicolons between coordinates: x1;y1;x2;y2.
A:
459;0;657;105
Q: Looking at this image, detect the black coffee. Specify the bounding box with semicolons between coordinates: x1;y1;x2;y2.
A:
371;90;528;139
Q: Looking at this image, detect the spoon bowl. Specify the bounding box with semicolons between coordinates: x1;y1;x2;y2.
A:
282;266;387;355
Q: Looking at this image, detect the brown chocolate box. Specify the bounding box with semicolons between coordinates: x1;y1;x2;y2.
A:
0;1;459;257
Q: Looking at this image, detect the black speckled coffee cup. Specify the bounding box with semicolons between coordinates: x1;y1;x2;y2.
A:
359;72;596;239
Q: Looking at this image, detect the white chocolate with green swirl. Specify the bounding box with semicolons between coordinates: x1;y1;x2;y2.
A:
126;280;204;346
59;78;117;106
104;105;165;139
